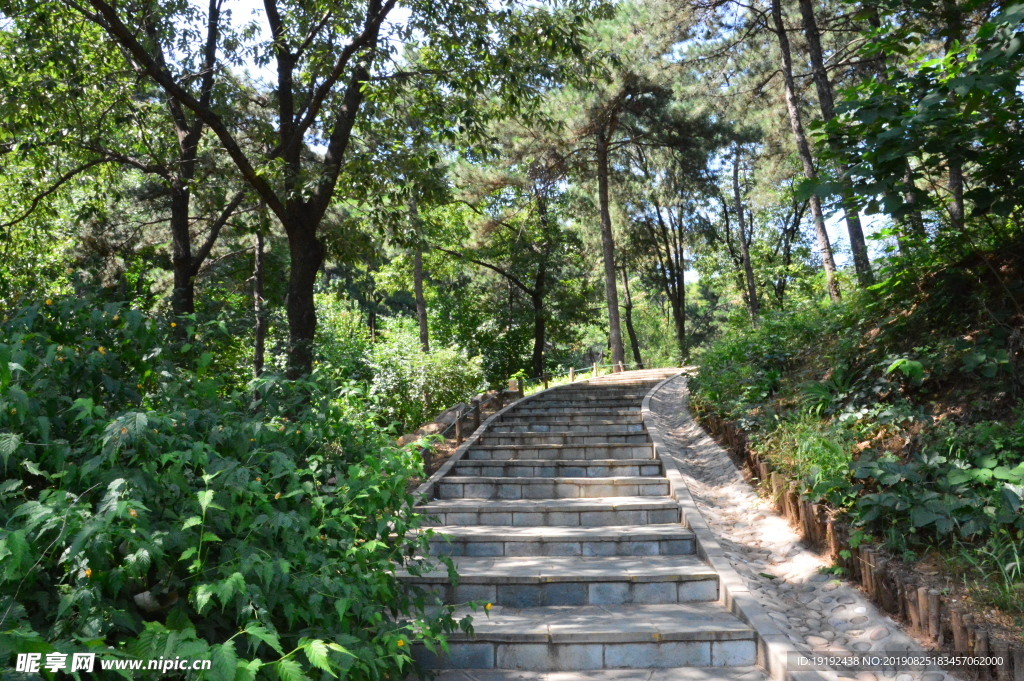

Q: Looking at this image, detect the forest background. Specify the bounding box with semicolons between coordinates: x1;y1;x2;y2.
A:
1;0;1023;676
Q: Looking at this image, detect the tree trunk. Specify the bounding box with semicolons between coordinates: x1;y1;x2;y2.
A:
169;185;196;316
797;0;874;288
948;160;965;230
531;286;546;379
284;217;325;379
413;249;430;353
596;129;626;368
253;229;266;379
621;267;643;369
771;0;841;302
732;147;760;317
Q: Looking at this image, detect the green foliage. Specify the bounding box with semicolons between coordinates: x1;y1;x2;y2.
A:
691;252;1024;561
315;295;373;383
367;319;486;433
0;297;467;680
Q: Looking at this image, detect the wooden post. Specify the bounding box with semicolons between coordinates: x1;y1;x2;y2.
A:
976;629;991;681
617;361;624;373
1011;645;1024;681
593;362;599;378
952;609;967;653
917;587;929;638
927;589;940;641
569;367;575;382
992;638;1010;681
543;373;549;389
455;407;464;445
471;397;481;433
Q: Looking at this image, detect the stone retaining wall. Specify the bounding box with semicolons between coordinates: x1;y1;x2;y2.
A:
699;413;1024;681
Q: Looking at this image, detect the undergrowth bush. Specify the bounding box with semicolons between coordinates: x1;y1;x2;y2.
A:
690;260;1024;611
367;320;486;433
0;297;467;680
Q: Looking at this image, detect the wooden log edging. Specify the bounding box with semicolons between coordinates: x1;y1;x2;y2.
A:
697;411;1024;681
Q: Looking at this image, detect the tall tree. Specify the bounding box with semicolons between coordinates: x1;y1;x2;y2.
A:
45;0;599;376
796;0;874;287
732;146;760;317
769;0;841;301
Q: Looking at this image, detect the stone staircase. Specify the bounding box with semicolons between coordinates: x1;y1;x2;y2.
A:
406;369;768;679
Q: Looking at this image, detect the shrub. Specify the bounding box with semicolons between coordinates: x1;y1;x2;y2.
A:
0;297;466;680
315;295;372;383
367;319;486;433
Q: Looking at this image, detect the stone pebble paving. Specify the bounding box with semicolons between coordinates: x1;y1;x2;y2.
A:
648;377;961;681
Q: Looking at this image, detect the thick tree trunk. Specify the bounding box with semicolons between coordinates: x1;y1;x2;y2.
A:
413;249;429;353
284;217;325;379
254;230;266;378
621;267;643;369
596;129;626;369
798;0;873;287
771;0;841;302
732;148;760;317
169;185;196;316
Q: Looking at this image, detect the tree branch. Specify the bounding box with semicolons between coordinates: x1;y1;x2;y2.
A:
190;189;247;275
0;158;111;232
72;0;288;221
433;247;537;296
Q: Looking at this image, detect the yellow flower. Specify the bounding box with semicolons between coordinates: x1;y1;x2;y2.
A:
9;408;15;415
396;640;405;648
129;509;138;518
113;315;120;321
274;493;281;500
485;603;492;611
120;427;128;434
98;347;106;355
45;299;52;305
85;568;92;579
170;322;177;328
250;438;255;442
278;426;285;432
256;477;261;482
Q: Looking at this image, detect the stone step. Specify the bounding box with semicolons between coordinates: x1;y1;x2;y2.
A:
452;459;662;478
532;387;643;399
402;555;719;606
490;422;646;434
479;432;651;446
512;403;638;413
414;603;756;670
466;443;654;461
525;396;647;406
436;476;670;500
430;666;770;681
423;524;696;557
417;497;680;527
498;414;645;426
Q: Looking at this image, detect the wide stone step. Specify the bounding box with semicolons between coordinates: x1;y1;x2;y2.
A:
479;432;652;446
402;555;718;606
497;414;645;426
512;403;638;413
528;387;647;399
417;497;680;527
452;459;661;478
436;476;670;500
431;666;770;681
466;443;654;461
423;524;696;557
490;422;645;434
523;398;646;408
414;603;756;670
423;524;695;557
